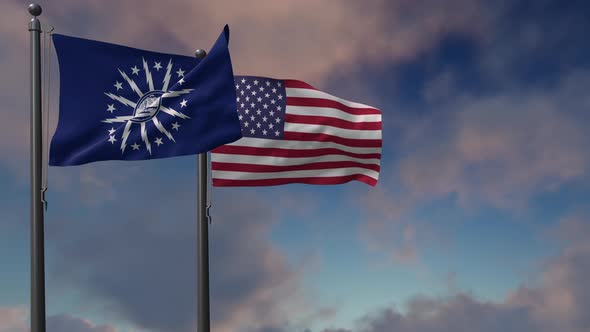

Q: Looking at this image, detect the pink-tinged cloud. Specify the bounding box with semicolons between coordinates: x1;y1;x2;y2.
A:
0;306;27;332
505;212;590;330
319;215;590;332
0;308;118;332
399;71;590;210
356;186;445;265
45;165;324;332
44;0;492;83
357;69;590;263
46;314;118;332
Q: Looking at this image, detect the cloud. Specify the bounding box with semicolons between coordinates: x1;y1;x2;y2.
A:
0;307;118;332
356;185;446;266
316;214;590;332
47;314;118;332
45;164;316;332
43;0;492;83
357;68;590;264
398;70;590;210
345;293;540;332
0;307;27;332
505;211;590;330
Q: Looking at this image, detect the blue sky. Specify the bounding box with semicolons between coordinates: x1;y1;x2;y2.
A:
1;1;590;332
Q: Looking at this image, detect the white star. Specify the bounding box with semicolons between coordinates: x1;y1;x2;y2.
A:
245;109;250;114
250;115;255;121
154;137;163;146
114;81;123;90
107;104;116;113
262;116;268;122
172;122;181;131
240;90;245;95
154;62;162;71
263;104;269;109
270;111;275;116
275;130;280;136
256;109;262;115
254;80;259;85
236;97;240;102
272;88;277;93
241;78;246;84
278;94;283;100
250;103;255;108
250;128;255;134
131;66;140;75
265;93;270;98
259;87;264;92
256;122;261;128
271;99;276;104
269;124;274;129
131;143;141;150
277;82;282;87
244;122;249;127
180;99;187;108
178;77;185;85
277;106;282;111
246;84;251;90
240;103;245;108
275;117;281;123
235;84;240;89
257;97;262;102
246;96;250;102
251;91;257;96
176;68;185;76
262;129;268;135
108;127;116;135
265;81;271;86
238;115;243;120
108;135;117;144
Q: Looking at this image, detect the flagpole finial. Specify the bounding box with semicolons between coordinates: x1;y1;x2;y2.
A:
195;49;207;59
28;3;42;16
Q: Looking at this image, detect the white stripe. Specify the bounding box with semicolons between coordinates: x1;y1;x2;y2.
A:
212;167;379;181
286;105;382;123
284;123;382;140
211;153;380;166
221;137;382;154
286;88;376;109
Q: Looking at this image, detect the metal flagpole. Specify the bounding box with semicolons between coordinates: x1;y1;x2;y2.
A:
28;3;46;332
195;48;211;332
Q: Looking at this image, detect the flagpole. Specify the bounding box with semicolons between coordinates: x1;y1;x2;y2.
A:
28;3;46;332
195;48;211;332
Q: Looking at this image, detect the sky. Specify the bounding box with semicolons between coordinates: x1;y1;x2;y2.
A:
1;0;590;331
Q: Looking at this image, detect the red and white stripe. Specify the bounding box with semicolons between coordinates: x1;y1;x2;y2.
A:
211;79;382;186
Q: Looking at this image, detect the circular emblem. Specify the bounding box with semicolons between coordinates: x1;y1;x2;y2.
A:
131;90;164;123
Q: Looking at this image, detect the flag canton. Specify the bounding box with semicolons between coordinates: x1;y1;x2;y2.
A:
234;76;286;139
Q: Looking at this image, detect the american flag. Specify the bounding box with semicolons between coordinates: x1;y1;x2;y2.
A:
211;76;382;186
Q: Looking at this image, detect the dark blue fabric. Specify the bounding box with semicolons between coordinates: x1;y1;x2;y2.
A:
50;25;241;166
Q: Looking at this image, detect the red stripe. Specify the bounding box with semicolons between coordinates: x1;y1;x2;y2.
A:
283;132;382;148
286;97;381;115
213;174;378;187
285;113;382;130
212;145;381;160
212;161;380;173
283;79;318;90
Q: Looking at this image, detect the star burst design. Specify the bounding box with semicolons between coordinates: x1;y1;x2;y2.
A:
102;57;191;155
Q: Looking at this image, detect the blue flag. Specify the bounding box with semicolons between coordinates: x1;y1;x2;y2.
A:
50;25;242;166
